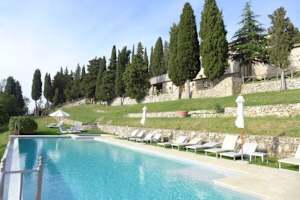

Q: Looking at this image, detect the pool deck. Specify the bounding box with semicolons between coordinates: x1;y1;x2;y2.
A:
96;135;300;200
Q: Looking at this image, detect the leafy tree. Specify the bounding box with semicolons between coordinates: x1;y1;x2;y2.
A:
14;81;25;114
151;37;166;76
294;28;300;43
163;41;169;71
177;3;200;98
230;1;267;77
0;104;8;126
44;73;53;107
4;77;16;96
95;57;107;101
0;93;18;117
97;71;115;104
31;69;42;114
268;7;296;90
168;24;183;98
85;58;101;101
115;47;130;105
149;47;154;73
123;42;150;102
200;0;228;81
52;71;66;105
144;47;149;68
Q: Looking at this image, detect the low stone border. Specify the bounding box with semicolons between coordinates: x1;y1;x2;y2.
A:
97;124;300;158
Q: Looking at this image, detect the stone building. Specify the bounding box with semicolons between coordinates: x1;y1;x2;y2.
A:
149;44;300;96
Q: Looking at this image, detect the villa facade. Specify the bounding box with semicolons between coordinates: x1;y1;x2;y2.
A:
149;44;300;96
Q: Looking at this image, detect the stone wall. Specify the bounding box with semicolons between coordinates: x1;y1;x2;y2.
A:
111;77;242;106
225;103;300;117
98;124;300;158
241;77;300;94
127;110;223;118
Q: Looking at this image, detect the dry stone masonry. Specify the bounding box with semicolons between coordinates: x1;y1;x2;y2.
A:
97;124;300;158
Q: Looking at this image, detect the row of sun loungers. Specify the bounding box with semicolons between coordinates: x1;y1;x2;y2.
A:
117;129;300;172
47;122;86;134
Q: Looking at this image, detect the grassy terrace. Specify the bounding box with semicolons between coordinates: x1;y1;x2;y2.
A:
64;89;300;137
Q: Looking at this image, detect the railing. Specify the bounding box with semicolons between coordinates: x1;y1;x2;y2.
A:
0;155;44;200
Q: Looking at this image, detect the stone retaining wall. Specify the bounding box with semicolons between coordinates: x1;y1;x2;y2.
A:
225;103;300;117
97;124;300;158
128;103;300;118
241;77;300;94
111;77;242;106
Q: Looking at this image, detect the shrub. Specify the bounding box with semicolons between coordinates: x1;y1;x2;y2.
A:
214;103;224;113
9;117;38;135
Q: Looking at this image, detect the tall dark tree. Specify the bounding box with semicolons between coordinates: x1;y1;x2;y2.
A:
109;46;117;73
268;7;296;90
163;41;169;71
31;69;42;114
4;77;16;96
52;71;65;105
200;0;228;81
149;47;154;73
115;47;130;105
97;71;115;104
144;48;149;68
151;37;166;76
14;81;25;114
44;73;53;107
95;57;107;100
230;1;267;77
177;3;200;98
123;42;150;102
85;58;100;101
168;24;183;98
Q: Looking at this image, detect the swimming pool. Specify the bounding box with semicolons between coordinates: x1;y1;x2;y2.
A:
8;138;258;200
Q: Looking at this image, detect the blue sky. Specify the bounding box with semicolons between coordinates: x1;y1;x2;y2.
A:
0;0;299;107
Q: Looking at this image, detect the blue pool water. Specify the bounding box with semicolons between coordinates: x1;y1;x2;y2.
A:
14;138;257;200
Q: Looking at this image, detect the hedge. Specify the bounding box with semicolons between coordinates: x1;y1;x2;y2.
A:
9;117;38;135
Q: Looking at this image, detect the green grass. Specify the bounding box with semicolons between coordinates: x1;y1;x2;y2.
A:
0;125;9;157
63;89;300;137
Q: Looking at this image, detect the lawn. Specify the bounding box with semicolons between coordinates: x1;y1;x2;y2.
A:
63;89;300;137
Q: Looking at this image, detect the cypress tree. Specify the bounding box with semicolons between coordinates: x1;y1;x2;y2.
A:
115;47;130;105
123;42;150;102
168;24;183;98
151;37;166;77
52;71;65;105
4;76;16;96
177;3;200;98
95;57;107;100
97;71;115;104
200;0;228;81
149;47;154;73
230;1;267;78
14;81;25;114
268;7;295;90
31;69;42;114
144;48;149;68
109;46;117;74
44;73;53;107
163;41;169;71
85;58;100;101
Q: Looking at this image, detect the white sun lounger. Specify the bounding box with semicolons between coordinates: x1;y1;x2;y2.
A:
158;136;188;148
136;132;154;143
59;125;80;134
204;135;239;157
172;137;202;150
278;144;300;173
149;133;162;143
186;142;221;152
72;122;86;132
126;129;140;140
220;143;258;161
129;130;146;141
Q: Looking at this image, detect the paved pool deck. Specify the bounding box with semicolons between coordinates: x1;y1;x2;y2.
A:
97;135;300;200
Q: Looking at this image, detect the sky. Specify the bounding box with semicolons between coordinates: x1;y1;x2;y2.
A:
0;0;299;109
